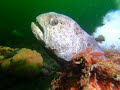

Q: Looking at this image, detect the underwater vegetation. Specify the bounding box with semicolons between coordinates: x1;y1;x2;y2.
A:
0;46;120;90
50;48;120;90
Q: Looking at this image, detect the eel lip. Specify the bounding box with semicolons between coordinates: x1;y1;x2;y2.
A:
31;22;44;41
34;21;44;34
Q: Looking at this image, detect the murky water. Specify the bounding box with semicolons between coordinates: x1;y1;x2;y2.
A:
0;0;120;90
0;0;118;47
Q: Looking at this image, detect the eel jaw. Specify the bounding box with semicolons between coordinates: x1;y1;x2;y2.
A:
31;22;44;41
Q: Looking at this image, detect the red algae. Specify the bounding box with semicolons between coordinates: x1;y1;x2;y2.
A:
50;48;120;90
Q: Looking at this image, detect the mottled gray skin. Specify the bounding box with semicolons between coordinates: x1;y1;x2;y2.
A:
31;12;103;61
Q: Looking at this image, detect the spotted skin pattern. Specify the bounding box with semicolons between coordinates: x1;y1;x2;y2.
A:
31;12;103;61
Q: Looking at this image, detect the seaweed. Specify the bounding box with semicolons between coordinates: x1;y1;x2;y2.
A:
50;48;120;90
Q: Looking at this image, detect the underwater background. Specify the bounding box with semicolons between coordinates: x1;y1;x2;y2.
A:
0;0;119;48
0;0;120;90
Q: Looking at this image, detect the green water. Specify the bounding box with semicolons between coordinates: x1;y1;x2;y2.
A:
0;0;118;48
0;0;119;89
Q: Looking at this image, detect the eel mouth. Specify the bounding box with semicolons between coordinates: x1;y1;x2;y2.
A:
31;21;44;41
33;21;44;34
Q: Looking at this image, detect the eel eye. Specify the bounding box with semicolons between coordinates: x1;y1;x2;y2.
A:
49;18;58;26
